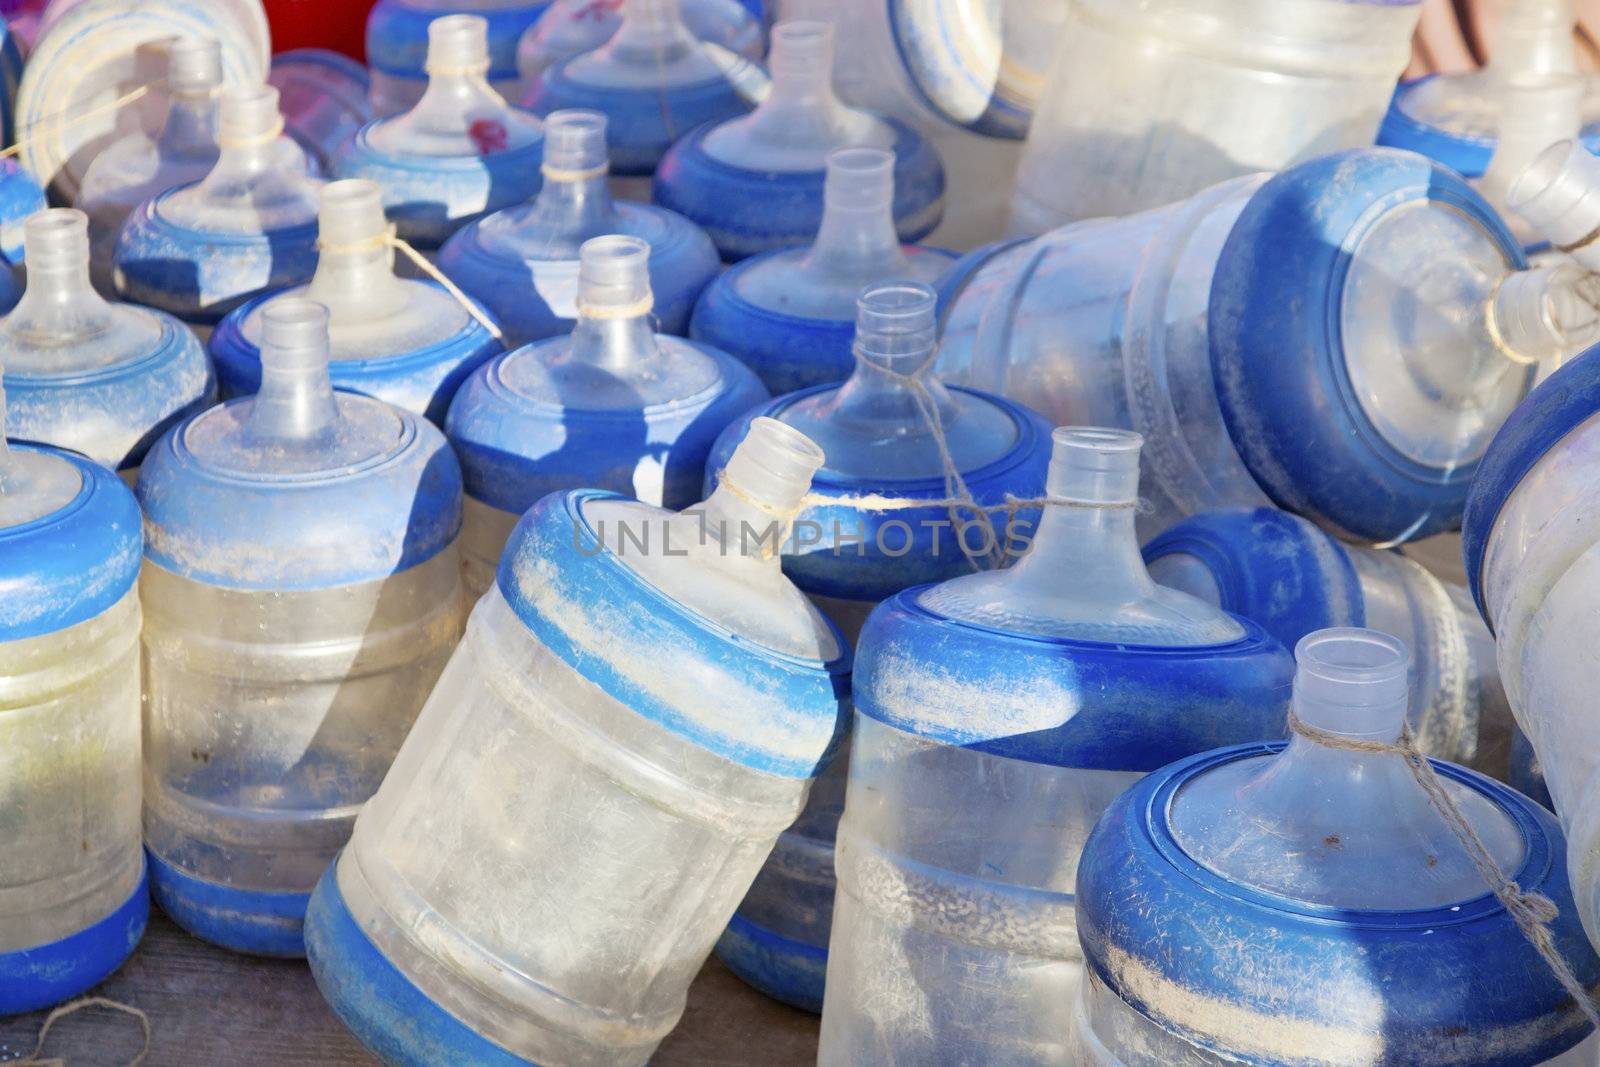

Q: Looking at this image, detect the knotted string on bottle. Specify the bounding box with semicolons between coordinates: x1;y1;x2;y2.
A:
316;224;503;341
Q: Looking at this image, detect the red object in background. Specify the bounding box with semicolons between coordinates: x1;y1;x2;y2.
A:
264;0;377;61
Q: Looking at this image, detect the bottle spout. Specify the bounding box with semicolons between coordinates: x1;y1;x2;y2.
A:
10;208;113;341
425;14;491;78
699;416;826;552
1481;73;1584;213
1292;627;1412;741
1508;138;1600;271
533;110;618;233
244;299;341;445
307;180;403;320
1044;425;1143;507
165;36;223;95
1488;259;1600;368
853;281;938;376
210;84;287;179
1486;0;1578;80
567;234;658;367
806;147;905;276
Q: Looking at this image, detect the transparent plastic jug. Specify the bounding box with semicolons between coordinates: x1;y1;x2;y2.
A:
367;0;552;116
115;85;324;335
269;48;377;177
304;417;850;1066
1072;628;1600;1066
1008;0;1422;235
703;281;1051;1013
521;0;756;180
817;427;1294;1066
653;20;944;262
137;299;465;957
938;149;1593;546
517;0;763;89
1380;0;1600;179
438;108;719;345
446;233;766;595
0;209;214;475
339;14;544;251
1145;507;1501;766
1464;338;1600;959
0;386;147;1015
690;147;955;394
76;36;224;297
210;180;504;424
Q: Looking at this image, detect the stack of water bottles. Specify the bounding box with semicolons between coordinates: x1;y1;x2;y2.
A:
12;0;1600;1064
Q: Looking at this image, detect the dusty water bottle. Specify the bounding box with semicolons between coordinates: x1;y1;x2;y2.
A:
817;427;1293;1065
691;147;955;393
939;149;1595;546
446;233;766;595
338;14;544;251
76;36;225;296
518;0;764;88
1;208;213;476
304;417;850;1066
653;19;944;262
1008;0;1422;234
1073;627;1600;1065
522;0;756;181
115;84;324;336
366;0;552;116
210;179;503;424
1144;507;1501;766
704;281;1051;1012
0;381;147;1014
438;108;719;345
137;299;464;956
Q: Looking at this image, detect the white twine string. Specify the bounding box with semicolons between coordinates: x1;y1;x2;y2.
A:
317;225;503;341
11;996;151;1067
574;296;654;320
2;86;151;161
217;117;285;151
542;162;609;182
1287;710;1600;1031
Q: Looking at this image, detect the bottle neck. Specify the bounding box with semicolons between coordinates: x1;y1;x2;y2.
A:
9;257;113;342
691;482;794;568
245;362;340;446
566;312;658;369
532;170;620;233
305;238;409;323
1009;498;1153;601
802;195;907;282
829;347;954;426
156;88;220;156
415;69;505;124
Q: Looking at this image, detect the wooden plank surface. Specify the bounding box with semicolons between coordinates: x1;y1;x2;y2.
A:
0;911;819;1066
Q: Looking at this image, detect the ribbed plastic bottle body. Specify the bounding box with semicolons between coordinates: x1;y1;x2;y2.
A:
938;178;1266;537
1010;0;1420;234
819;712;1136;1065
140;550;464;902
335;584;816;1064
0;589;144;954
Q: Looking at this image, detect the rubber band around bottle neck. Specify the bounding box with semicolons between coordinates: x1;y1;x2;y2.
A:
217;117;285;150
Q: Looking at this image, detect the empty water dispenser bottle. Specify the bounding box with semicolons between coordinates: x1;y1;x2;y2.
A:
691;147;955;393
137;299;465;956
704;281;1051;1012
522;0;755;180
211;180;502;424
1464;342;1600;957
438;108;719;345
0;385;147;1014
1072;627;1600;1065
1008;0;1422;234
446;233;765;595
1145;507;1497;766
304;417;849;1066
338;14;544;251
653;20;944;261
367;0;551;116
115;85;324;336
939;149;1586;546
1;209;213;476
518;0;764;88
817;427;1293;1066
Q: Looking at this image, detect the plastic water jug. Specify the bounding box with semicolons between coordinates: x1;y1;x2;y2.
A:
304;416;849;1066
269;48;376;176
338;14;544;251
1144;507;1503;766
521;0;756;181
1072;627;1600;1065
0;208;213;476
517;0;764;90
438;108;719;345
115;84;324;337
704;281;1051;1012
1008;0;1423;235
653;19;944;261
210;179;504;424
75;37;225;295
137;299;465;956
938;149;1589;546
817;426;1293;1065
1463;341;1600;958
446;232;766;594
0;384;147;1014
1380;0;1600;179
367;0;551;117
690;147;954;393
